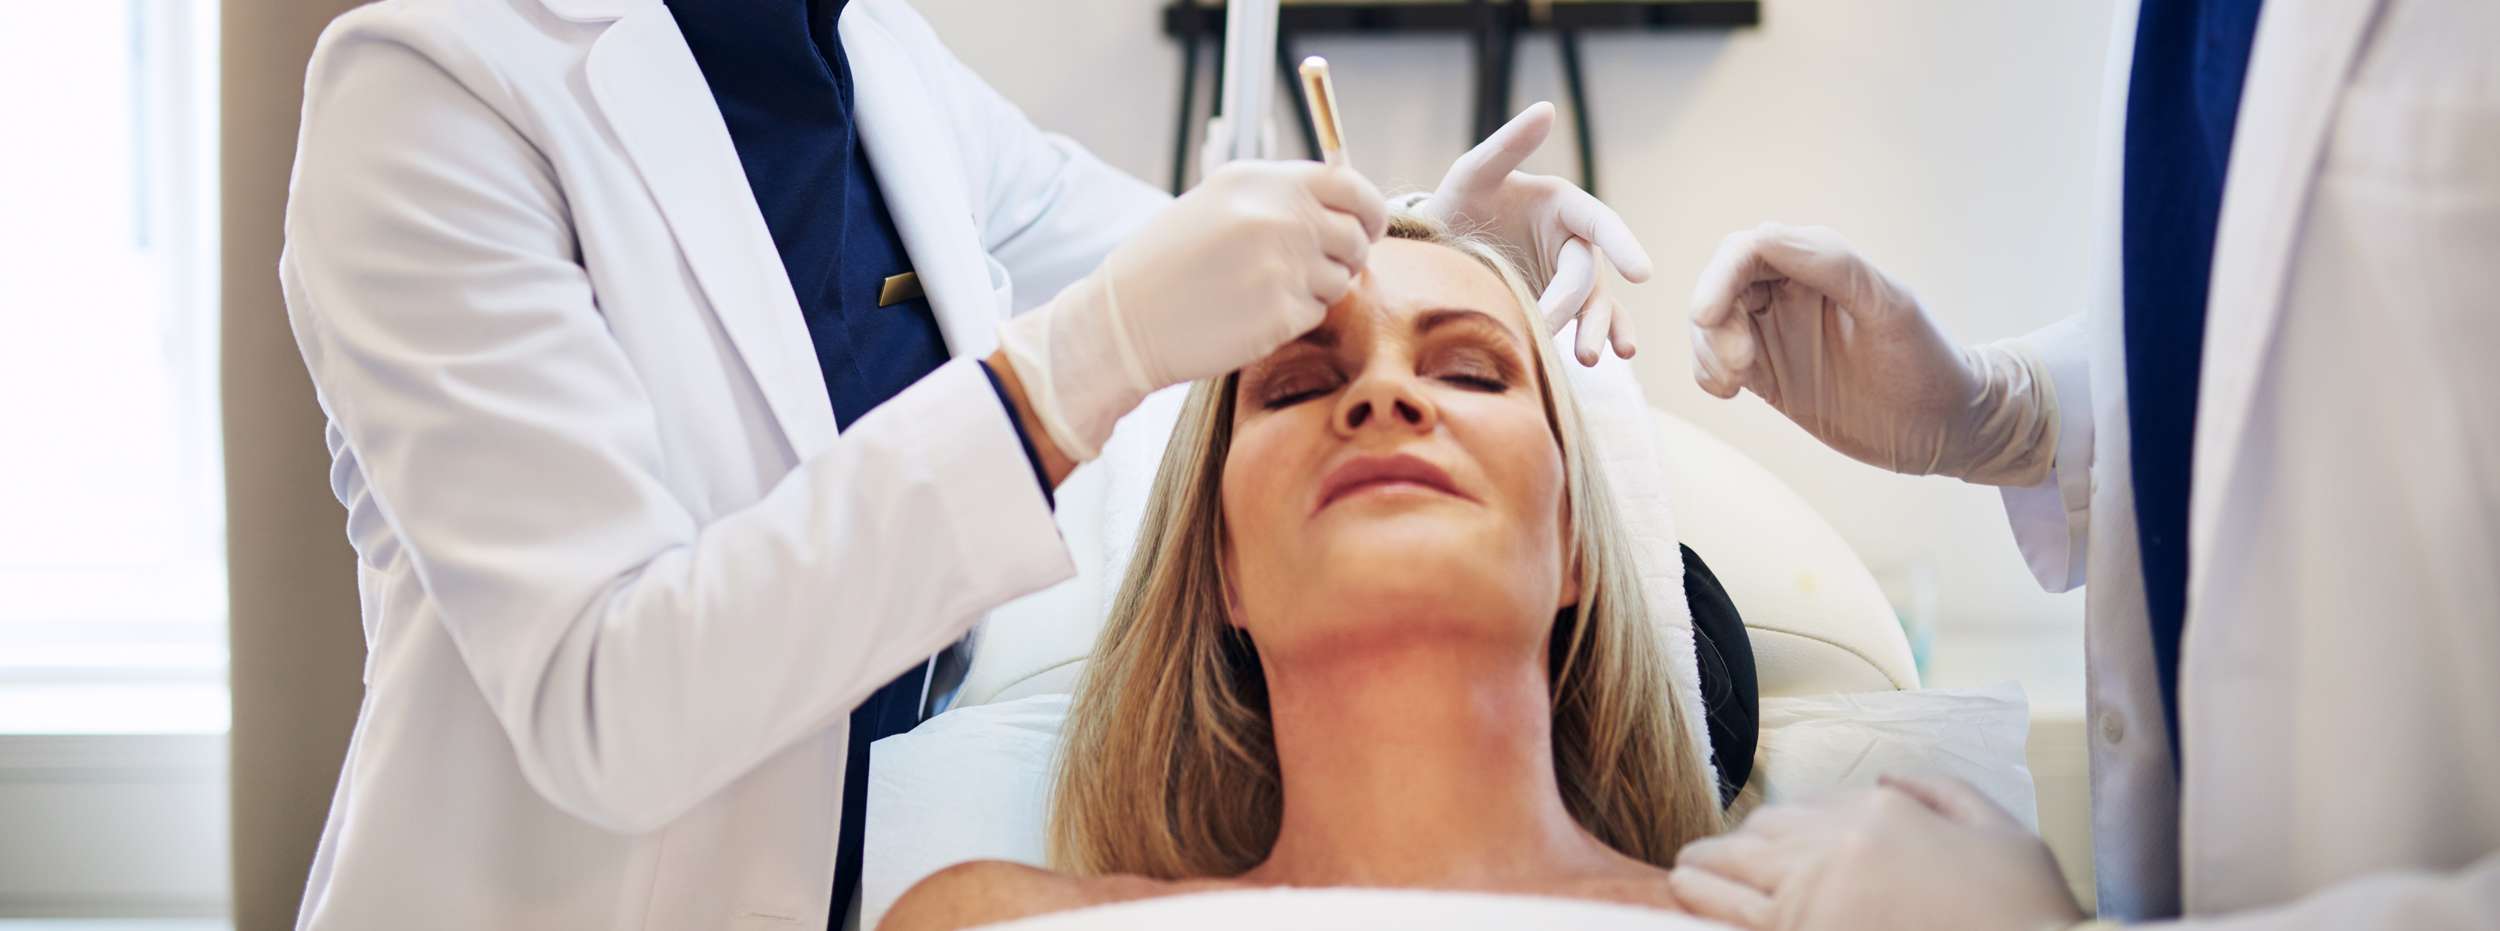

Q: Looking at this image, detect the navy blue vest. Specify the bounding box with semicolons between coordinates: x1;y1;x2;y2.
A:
665;0;1043;917
2119;0;2264;767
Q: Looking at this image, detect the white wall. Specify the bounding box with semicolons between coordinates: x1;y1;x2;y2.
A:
919;0;2110;691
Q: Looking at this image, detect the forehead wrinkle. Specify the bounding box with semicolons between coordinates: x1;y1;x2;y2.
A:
1366;242;1532;337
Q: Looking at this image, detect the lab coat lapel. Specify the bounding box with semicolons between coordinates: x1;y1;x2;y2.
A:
841;8;1005;361
580;6;840;456
2187;0;2382;605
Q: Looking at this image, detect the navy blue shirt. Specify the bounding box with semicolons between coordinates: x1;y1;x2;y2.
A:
2120;0;2265;766
665;0;1048;917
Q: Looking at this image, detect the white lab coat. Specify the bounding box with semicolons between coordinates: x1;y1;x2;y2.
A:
276;0;1167;927
2000;0;2500;924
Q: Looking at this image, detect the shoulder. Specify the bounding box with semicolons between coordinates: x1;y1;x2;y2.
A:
880;860;1242;931
879;861;1101;931
306;0;576;107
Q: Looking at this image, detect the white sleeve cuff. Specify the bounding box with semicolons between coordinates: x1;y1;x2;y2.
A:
1998;316;2093;592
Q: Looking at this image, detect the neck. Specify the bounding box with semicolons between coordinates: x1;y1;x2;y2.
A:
1241;627;1617;888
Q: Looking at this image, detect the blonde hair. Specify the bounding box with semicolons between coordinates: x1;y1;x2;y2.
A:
1049;213;1723;879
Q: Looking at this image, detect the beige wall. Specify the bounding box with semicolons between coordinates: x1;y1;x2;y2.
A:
221;0;369;926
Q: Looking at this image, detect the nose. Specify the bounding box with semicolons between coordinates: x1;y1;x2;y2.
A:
1331;371;1437;436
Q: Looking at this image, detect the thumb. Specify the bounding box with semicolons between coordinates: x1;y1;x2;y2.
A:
1879;773;2019;829
1439;101;1556;195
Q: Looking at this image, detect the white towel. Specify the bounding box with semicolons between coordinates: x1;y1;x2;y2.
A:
976;887;1725;931
1558;333;1712;780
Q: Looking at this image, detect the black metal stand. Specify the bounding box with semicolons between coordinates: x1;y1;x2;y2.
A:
1161;0;1761;195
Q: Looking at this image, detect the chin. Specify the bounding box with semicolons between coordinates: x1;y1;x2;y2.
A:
1296;514;1557;638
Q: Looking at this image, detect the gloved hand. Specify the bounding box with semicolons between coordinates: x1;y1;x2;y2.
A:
1669;774;2089;931
1687;223;2058;486
1410;102;1654;365
999;160;1387;461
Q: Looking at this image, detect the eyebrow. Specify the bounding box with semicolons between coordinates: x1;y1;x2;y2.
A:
1414;307;1522;347
1266;306;1519;363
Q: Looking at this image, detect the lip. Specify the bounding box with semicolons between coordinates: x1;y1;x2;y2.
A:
1314;452;1472;514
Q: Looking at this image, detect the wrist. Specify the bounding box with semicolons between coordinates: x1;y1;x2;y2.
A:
995;273;1150;463
1946;340;2061;487
984;347;1077;486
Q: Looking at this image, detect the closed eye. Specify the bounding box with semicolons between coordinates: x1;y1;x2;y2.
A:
1252;364;1345;409
1262;384;1338;409
1423;343;1519;394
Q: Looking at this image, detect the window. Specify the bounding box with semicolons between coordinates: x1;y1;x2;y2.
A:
0;0;225;735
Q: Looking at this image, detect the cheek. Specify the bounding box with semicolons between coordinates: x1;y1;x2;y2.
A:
1451;397;1570;565
1464;397;1562;491
1218;417;1310;602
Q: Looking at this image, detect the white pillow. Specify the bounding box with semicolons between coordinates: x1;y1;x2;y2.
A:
859;684;2036;929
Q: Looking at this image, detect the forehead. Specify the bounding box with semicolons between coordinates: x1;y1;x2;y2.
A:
1344;238;1531;338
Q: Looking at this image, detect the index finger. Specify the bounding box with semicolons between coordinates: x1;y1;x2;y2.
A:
1687;226;1786;328
1675;834;1797;894
1438;101;1557;195
1304;164;1391;243
1699;223;1905;327
1878;773;2021;830
1668;867;1774;930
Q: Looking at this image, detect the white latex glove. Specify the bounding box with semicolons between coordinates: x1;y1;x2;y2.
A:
1411;102;1654;365
1669;774;2088;931
999;160;1387;461
1687;223;2058;486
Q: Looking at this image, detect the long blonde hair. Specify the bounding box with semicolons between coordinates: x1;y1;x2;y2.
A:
1049;213;1723;878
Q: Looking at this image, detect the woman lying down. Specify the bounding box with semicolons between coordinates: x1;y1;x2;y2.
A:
885;212;1752;929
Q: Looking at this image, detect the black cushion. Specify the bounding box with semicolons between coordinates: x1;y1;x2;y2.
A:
1683;544;1757;807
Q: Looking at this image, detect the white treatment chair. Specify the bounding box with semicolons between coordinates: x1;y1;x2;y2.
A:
1647;408;1919;698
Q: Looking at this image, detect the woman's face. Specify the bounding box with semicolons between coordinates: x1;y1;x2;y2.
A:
1221;238;1576;659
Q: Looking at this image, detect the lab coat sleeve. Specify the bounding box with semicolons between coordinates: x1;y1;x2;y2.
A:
280;28;1072;834
879;4;1171;314
1997;314;2094;592
2143;852;2500;930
